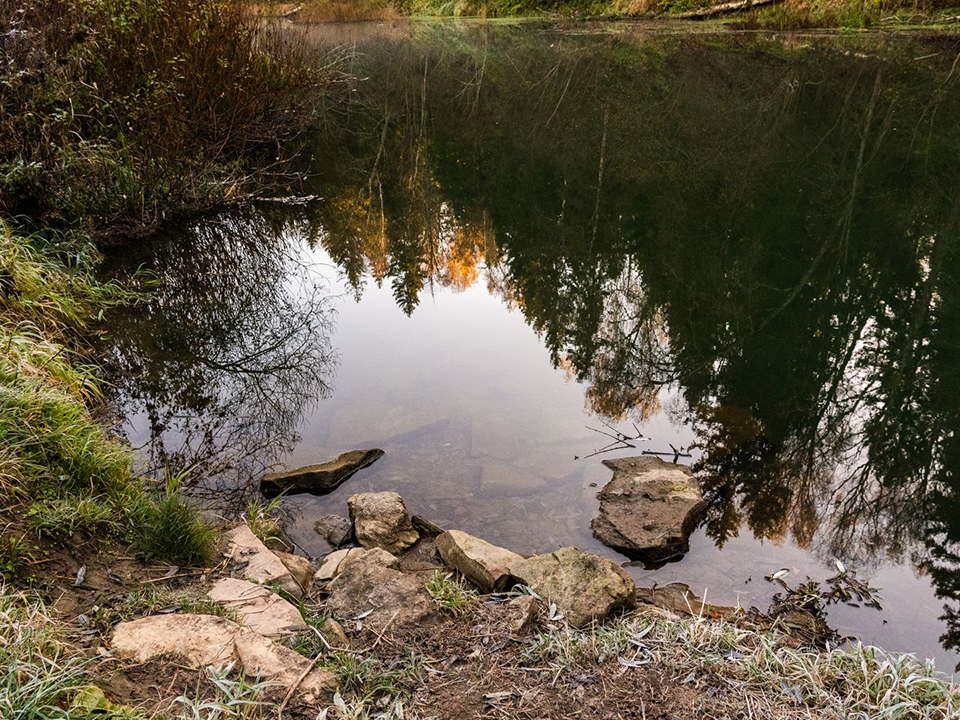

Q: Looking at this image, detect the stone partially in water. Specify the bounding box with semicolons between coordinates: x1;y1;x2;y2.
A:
435;529;523;592
508;547;635;628
591;456;706;562
314;514;355;547
347;491;419;555
260;449;384;497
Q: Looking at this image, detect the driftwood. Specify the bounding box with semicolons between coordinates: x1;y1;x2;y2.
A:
676;0;782;20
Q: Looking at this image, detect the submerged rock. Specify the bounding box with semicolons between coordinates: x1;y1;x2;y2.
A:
111;614;336;701
227;525;302;598
347;491;419;555
508;547;635;628
260;449;384;497
207;577;305;637
635;582;734;620
591;456;706;562
436;529;523;592
325;547;439;631
314;514;355;547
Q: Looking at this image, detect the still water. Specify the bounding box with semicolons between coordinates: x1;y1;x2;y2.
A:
100;21;960;669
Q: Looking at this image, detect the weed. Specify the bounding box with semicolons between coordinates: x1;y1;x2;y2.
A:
424;569;476;617
245;495;285;547
320;650;425;705
0;586;91;719
133;468;216;566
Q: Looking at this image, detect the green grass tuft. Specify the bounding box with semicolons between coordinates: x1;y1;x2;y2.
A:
424;569;477;617
133;469;216;567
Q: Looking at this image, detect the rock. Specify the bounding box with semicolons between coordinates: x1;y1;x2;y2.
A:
111;614;336;702
314;514;354;547
503;595;538;634
635;582;734;620
340;547;400;572
411;514;445;538
480;461;548;496
591;457;706;562
326;548;439;631
207;578;305;637
319;617;349;648
435;530;523;592
347;492;419;555
227;525;301;598
274;551;314;593
314;548;365;582
261;449;384;497
508;547;636;628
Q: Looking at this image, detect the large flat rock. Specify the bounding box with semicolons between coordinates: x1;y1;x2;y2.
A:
508;547;635;628
207;577;306;637
227;525;302;598
260;449;384;497
435;530;523;592
111;614;336;702
591;456;706;562
347;491;419;555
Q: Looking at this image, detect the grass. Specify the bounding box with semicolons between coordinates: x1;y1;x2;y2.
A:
0;0;335;237
245;495;286;548
424;569;477;617
0;223;215;574
133;468;216;567
318;650;426;711
0;587;91;719
526;606;960;718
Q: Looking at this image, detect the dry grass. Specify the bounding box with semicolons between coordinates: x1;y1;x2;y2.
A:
296;0;400;22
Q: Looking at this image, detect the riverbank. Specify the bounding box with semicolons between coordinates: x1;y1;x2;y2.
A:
5;500;957;718
272;0;960;30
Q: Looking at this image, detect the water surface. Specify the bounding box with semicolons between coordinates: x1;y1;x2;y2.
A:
100;21;960;670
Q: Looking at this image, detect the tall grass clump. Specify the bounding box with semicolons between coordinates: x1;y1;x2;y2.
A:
0;0;335;237
0;222;213;568
133;469;216;566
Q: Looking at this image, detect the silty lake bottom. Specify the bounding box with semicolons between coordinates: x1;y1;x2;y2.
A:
99;20;960;671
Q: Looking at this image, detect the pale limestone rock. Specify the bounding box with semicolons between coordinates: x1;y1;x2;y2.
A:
227;525;301;598
592;457;706;562
326;549;439;631
314;548;364;582
111;614;336;702
347;492;419;555
274;551;314;593
207;578;305;637
435;530;522;592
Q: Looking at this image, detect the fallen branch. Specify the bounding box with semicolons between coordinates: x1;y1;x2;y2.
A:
675;0;783;20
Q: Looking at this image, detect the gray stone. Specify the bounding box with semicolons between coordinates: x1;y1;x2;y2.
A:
314;548;365;582
435;530;522;592
326;549;439;631
592;457;706;562
347;492;419;555
508;547;636;628
261;449;384;497
314;514;354;547
503;595;538;634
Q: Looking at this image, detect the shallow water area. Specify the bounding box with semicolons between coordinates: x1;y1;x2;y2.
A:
100;19;960;671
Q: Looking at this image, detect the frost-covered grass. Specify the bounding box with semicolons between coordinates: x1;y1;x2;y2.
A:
527;605;959;719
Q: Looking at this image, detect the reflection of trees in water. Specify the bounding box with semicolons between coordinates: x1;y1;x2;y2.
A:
100;212;339;501
302;25;960;657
